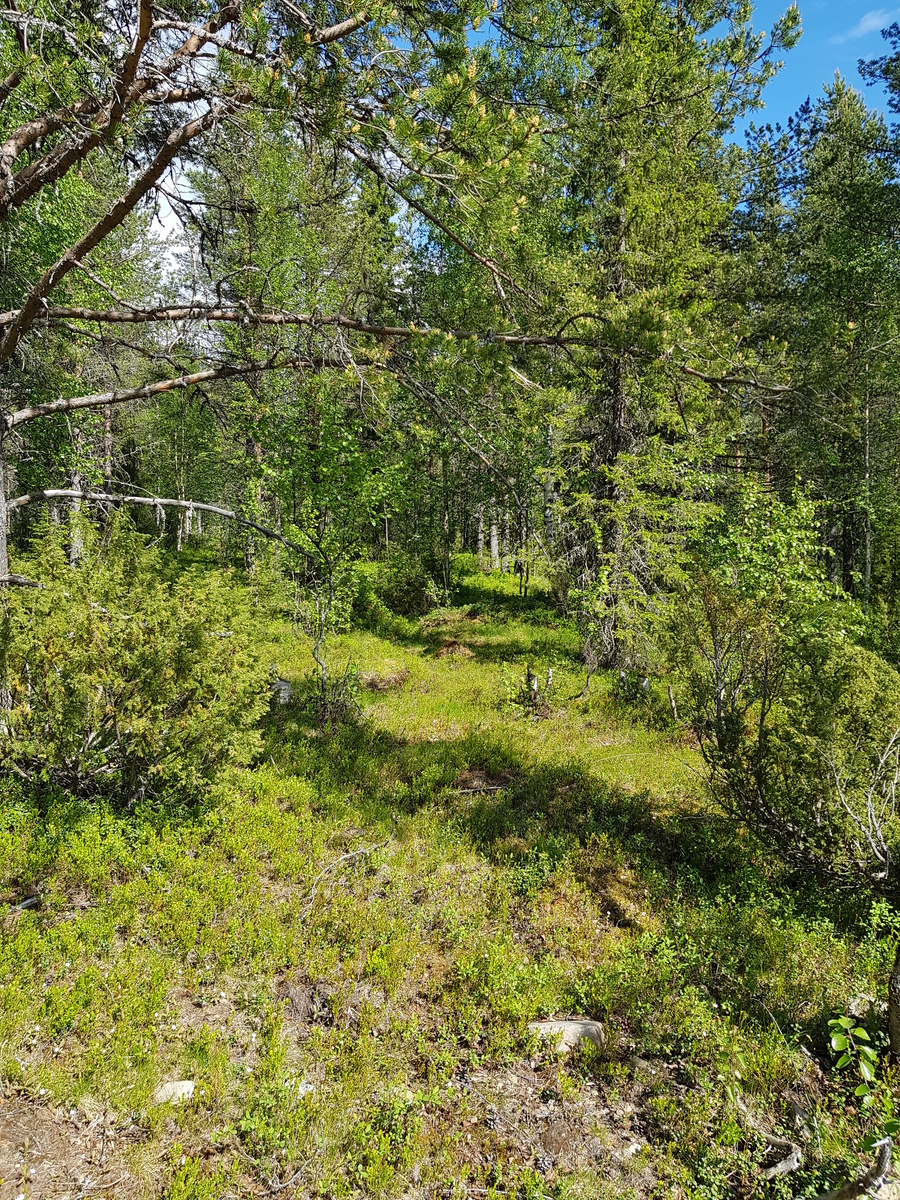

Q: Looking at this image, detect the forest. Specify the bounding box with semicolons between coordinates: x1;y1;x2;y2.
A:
3;0;900;1196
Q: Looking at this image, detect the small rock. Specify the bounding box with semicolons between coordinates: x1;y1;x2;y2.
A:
270;678;291;705
150;1080;194;1105
528;1018;606;1053
620;1142;644;1161
847;994;887;1020
534;1153;554;1175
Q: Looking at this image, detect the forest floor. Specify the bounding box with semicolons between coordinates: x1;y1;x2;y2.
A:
0;565;896;1200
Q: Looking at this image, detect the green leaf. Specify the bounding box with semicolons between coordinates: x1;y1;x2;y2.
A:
835;1053;852;1068
859;1045;878;1061
830;1034;849;1051
859;1060;876;1083
855;1083;872;1097
853;1028;871;1040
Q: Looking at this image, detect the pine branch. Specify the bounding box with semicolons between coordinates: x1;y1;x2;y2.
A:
0;103;234;364
0;303;597;347
0;2;240;217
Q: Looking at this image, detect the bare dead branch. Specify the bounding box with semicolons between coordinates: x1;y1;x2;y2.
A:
2;352;348;430
0;572;42;588
827;727;900;882
807;1137;891;1200
7;489;309;557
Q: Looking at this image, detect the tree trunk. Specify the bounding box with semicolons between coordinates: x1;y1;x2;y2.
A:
244;432;263;570
543;425;555;550
490;505;500;570
842;516;854;596
476;501;485;567
0;436;9;580
863;384;872;614
609;150;629;465
0;438;8;714
599;147;630;669
68;468;83;566
889;940;900;1059
103;402;113;491
442;450;451;597
827;517;841;586
500;507;509;572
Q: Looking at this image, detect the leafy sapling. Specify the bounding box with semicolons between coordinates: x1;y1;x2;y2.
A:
829;1016;899;1148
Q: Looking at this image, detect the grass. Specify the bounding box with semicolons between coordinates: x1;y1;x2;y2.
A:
1;561;898;1199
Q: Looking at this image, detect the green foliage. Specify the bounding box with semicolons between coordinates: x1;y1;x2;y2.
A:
164;1155;238;1200
0;518;268;802
669;485;900;885
0;567;892;1196
829;1015;899;1146
350;1092;422;1189
372;549;441;617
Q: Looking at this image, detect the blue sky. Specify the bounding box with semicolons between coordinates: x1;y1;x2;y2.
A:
744;1;896;128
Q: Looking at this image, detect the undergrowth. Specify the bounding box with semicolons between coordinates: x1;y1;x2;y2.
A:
0;561;897;1199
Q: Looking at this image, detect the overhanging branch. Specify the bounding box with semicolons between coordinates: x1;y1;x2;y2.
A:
7;490;309;558
2;353;349;431
0;305;801;398
0;302;595;347
0;103;230;365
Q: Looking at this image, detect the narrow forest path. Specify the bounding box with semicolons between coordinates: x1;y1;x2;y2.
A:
0;568;892;1200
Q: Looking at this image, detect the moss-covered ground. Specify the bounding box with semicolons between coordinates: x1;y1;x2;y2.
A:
1;565;897;1199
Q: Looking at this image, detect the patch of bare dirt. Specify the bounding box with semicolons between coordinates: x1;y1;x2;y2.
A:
428;1056;662;1196
435;639;474;659
275;973;407;1041
0;1096;146;1200
275;978;336;1031
360;668;410;692
172;986;234;1034
453;767;512;793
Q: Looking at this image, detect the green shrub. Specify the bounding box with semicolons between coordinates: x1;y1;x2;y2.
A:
0;517;269;802
350;1092;422;1189
372;549;440;616
351;567;391;626
668;486;900;889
